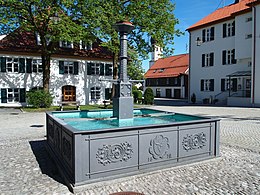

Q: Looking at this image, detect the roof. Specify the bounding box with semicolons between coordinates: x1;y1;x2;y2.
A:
144;54;189;79
0;29;113;60
187;0;257;31
226;70;251;77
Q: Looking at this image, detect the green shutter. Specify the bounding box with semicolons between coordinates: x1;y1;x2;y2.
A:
221;79;225;92
222;50;226;65
202;54;205;67
0;57;6;72
100;63;104;76
26;59;32;73
210;53;214;66
19;58;25;73
210;79;214;91
20;88;26;102
200;80;204;91
87;63;92;75
1;89;7;103
223;23;227;38
73;62;79;75
59;61;64;74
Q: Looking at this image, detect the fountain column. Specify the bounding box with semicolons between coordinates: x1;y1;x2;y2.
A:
113;21;134;119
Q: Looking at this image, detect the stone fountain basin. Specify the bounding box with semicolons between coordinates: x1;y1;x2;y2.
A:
46;108;220;191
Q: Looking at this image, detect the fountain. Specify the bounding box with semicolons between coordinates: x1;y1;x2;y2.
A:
45;21;220;192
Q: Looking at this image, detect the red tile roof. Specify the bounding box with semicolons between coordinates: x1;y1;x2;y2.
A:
144;54;189;79
187;0;257;31
0;29;113;59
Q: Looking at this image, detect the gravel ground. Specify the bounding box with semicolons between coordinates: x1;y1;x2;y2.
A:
0;106;260;195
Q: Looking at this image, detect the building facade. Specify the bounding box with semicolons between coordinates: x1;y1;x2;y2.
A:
187;0;260;106
144;54;189;99
0;30;113;107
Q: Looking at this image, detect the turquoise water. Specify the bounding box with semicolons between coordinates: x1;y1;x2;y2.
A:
53;109;164;119
55;110;204;131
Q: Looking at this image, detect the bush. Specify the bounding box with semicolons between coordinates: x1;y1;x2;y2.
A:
143;88;154;105
191;93;196;104
132;85;138;91
27;90;53;108
132;90;143;103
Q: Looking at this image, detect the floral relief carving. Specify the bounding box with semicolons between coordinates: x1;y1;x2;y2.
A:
182;132;207;151
96;142;133;166
149;135;170;159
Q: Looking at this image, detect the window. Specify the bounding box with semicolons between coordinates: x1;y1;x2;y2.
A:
6;58;19;72
202;27;214;42
153;69;157;73
222;49;236;65
159;68;165;73
59;61;79;75
60;41;73;48
156;88;161;97
245;34;252;39
32;59;42;73
223;21;235;38
201;79;214;91
1;88;26;103
105;64;113;76
80;41;92;50
246;17;252;22
221;78;237;92
202;53;214;67
91;86;101;100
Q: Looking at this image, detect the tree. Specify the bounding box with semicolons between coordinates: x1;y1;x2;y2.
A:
0;0;93;92
127;49;144;80
74;0;182;92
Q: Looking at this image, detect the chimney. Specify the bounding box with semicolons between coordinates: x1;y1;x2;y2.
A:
234;0;239;4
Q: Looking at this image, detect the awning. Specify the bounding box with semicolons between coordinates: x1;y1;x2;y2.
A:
226;71;251;77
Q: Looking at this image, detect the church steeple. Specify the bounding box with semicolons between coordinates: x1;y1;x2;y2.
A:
149;38;163;68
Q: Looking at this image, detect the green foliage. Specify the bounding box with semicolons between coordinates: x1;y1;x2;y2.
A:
132;90;143;103
191;93;196;104
144;88;154;105
132;85;138;91
27;90;53;108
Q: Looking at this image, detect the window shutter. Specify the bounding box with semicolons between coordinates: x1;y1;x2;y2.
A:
223;23;227;38
87;63;92;75
232;21;235;36
100;63;104;76
210;53;214;66
59;61;64;74
200;80;204;91
231;49;236;64
221;79;225;91
73;62;79;75
19;58;25;73
222;50;226;65
202;54;205;67
202;29;206;42
1;88;7;103
26;59;32;73
20;88;26;102
0;57;6;72
210;79;214;91
210;27;215;41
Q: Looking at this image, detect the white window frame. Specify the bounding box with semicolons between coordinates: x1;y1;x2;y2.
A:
80;40;92;50
7;88;20;103
32;59;43;73
91;86;101;100
64;61;74;74
59;41;73;48
6;57;19;73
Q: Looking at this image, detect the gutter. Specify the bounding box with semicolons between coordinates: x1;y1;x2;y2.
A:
252;6;256;105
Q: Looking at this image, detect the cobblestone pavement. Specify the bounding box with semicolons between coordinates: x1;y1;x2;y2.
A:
0;106;260;195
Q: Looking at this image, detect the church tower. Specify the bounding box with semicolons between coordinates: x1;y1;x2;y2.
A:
149;38;163;68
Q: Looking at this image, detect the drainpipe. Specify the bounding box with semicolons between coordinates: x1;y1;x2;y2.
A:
188;32;191;103
252;6;256;106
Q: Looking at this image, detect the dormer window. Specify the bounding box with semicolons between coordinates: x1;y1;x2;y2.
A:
153;69;157;73
59;41;73;48
35;33;51;45
159;68;165;73
80;40;92;50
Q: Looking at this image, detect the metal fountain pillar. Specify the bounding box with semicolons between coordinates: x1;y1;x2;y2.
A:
113;21;135;119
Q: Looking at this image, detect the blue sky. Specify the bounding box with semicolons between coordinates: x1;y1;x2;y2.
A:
142;0;235;71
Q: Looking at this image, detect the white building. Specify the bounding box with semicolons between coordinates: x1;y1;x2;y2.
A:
0;30;113;107
187;0;260;107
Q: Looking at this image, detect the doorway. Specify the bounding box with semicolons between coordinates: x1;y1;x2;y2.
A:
174;89;181;99
166;89;172;98
62;85;76;101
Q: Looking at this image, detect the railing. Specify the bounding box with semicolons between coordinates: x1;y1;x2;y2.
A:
230;90;251;98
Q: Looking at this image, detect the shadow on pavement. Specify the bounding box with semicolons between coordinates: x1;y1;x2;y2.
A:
29;140;66;186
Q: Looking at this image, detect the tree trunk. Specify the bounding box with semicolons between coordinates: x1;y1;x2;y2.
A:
42;52;51;92
111;52;119;99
